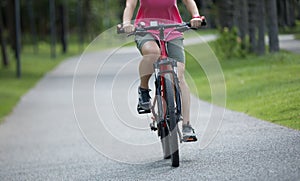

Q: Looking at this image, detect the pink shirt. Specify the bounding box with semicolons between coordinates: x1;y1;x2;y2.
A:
134;0;183;41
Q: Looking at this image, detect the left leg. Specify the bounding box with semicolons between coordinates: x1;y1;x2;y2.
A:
168;37;197;142
167;38;191;125
177;62;190;126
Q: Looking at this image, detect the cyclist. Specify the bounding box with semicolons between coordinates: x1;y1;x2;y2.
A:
122;0;203;141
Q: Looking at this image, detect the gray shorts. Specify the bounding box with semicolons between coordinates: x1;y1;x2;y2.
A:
135;34;185;63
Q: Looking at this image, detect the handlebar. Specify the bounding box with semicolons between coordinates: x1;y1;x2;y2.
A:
117;16;207;34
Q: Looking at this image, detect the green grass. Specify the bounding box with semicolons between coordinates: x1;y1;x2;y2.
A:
186;44;300;130
0;43;81;122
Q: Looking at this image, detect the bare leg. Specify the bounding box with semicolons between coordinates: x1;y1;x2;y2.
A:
139;41;160;89
177;62;190;125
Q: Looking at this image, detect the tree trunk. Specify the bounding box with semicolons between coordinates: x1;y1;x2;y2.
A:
257;0;266;55
0;27;8;67
103;0;110;28
277;0;285;26
238;0;248;50
197;0;216;28
15;0;22;78
77;0;84;50
7;0;16;52
298;0;300;19
83;0;91;40
118;0;124;22
26;0;38;53
49;0;56;58
0;6;9;67
277;0;296;27
265;0;279;53
248;0;257;52
285;0;291;26
59;2;68;54
286;0;296;27
232;0;239;27
216;0;234;29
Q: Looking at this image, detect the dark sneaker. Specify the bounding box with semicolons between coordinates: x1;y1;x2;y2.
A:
137;87;151;114
182;124;197;142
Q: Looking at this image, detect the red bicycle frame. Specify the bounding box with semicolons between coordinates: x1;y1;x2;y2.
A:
150;27;180;125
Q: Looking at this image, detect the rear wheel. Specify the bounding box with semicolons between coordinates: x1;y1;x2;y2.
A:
164;73;179;167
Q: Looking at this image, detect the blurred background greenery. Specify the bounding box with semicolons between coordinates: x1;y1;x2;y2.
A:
0;0;299;68
0;0;299;128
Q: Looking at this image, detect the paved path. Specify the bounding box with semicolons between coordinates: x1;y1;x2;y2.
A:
278;34;300;53
187;34;300;54
0;35;299;180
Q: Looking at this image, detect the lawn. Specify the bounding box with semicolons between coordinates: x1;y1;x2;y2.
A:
186;44;300;130
0;43;80;122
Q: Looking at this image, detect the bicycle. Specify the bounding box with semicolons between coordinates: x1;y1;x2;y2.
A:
117;18;206;167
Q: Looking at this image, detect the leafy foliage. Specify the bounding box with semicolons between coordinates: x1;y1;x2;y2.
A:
214;27;247;59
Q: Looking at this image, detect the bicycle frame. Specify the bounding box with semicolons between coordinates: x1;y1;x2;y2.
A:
150;26;182;137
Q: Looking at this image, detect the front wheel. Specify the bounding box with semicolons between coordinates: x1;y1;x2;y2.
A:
164;73;179;167
160;124;171;159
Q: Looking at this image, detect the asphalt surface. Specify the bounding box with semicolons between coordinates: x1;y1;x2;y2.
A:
277;34;300;53
0;35;299;180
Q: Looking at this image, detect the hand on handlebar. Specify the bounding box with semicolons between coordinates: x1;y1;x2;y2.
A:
190;16;206;29
122;23;135;33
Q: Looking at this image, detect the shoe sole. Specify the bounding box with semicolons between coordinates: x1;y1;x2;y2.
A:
137;105;151;114
182;135;198;142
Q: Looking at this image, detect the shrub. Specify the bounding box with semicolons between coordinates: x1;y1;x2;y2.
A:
214;27;246;59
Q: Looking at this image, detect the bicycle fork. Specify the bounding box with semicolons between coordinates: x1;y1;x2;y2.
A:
150;58;183;140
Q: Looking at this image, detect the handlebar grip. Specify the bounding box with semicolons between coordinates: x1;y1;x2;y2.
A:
200;16;207;26
117;24;125;34
187;16;207;28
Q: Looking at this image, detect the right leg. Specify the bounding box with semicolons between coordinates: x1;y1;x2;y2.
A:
137;41;160;112
139;41;160;89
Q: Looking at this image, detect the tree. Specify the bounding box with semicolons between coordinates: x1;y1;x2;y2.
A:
265;0;279;53
257;0;266;55
248;0;257;52
237;0;248;50
285;0;296;27
277;0;297;27
26;0;38;53
6;0;16;52
83;0;92;40
215;0;235;29
49;0;56;58
15;0;22;78
59;0;68;54
77;0;84;49
0;2;9;67
298;0;300;19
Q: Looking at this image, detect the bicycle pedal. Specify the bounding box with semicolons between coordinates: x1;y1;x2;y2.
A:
137;105;151;114
150;123;157;131
182;136;198;142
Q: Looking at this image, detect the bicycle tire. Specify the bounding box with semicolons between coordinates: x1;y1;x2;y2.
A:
164;73;179;167
160;124;171;159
